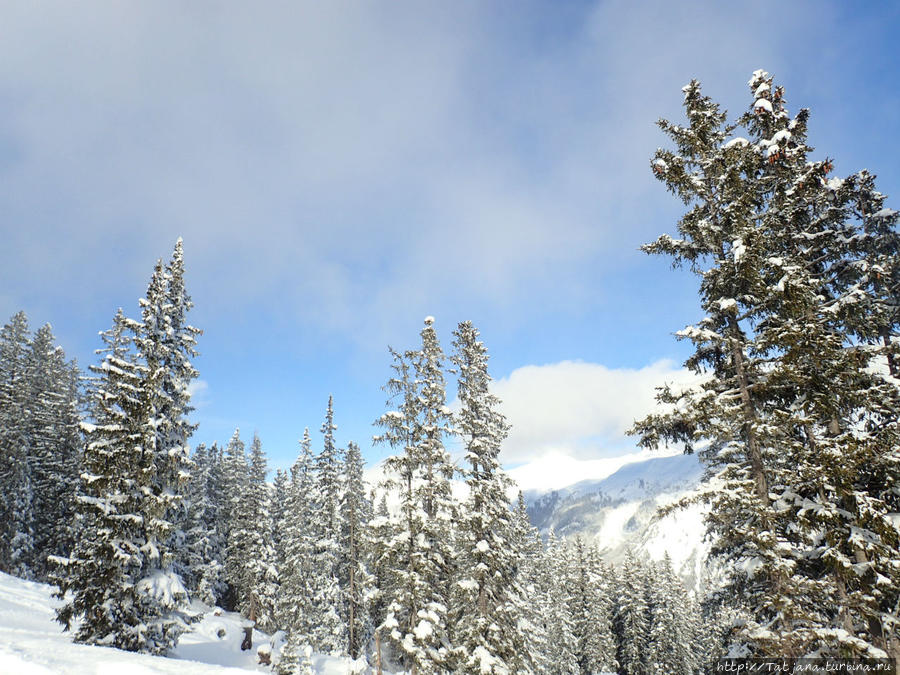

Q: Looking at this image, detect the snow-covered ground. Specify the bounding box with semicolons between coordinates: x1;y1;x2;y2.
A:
0;572;369;675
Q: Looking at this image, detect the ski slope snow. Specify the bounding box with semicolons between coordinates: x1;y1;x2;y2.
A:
0;571;369;675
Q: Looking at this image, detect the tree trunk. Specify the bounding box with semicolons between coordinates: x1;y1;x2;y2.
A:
883;331;898;379
729;333;769;506
853;546;887;647
375;629;383;675
348;565;356;657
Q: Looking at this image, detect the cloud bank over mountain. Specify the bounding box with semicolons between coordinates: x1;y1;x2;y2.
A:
494;358;698;466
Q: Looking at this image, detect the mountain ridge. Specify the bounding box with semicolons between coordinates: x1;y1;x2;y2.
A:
522;451;710;588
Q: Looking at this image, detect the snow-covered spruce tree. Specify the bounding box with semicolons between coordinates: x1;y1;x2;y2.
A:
448;320;530;674
628;76;818;657
0;314;84;582
127;239;201;652
373;317;457;674
613;549;649;675
740;70;900;657
366;491;395;651
236;434;279;632
278;429;319;674
26;323;83;580
645;554;696;674
271;467;289;592
370;345;421;671
52;309;151;649
632;72;900;657
509;491;549;668
316;396;342;544
535;531;578;675
339;441;375;660
566;538;617;674
590;550;620;673
180;443;226;606
49;351;84;574
222;428;249;611
309;574;342;659
178;442;206;597
57;241;202;653
308;397;345;655
206;443;229;604
0;311;36;578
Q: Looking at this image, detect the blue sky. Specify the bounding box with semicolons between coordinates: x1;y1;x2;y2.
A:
2;1;898;479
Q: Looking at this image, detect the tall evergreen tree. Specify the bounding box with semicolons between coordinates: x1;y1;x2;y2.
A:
53;309;151;650
645;555;696;674
223;429;249;611
236;434;278;632
631;72;900;658
339;441;375;660
27;323;83;580
308;397;345;655
0;311;36;578
0;314;83;582
180;443;226;606
366;491;395;654
316;395;342;543
535;532;578;675
567;538;617;674
449;320;529;674
207;443;229;603
129;239;201;652
741;70;900;657
508;492;548;669
278;428;320;674
630;75;816;657
55;240;201;654
373;317;457;674
614;549;649;674
271;465;289;614
589;549;619;674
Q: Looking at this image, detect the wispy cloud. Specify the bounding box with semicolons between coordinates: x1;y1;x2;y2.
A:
187;379;210;409
0;0;861;351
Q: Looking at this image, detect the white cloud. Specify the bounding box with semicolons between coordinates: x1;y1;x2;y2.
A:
493;359;698;464
0;1;843;354
187;379;210;409
506;446;683;494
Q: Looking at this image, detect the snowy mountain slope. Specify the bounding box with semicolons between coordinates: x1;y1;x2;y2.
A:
372;448;711;586
0;572;371;675
524;451;711;586
527;451;702;507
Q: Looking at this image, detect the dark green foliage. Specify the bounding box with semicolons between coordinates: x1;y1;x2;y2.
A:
0;311;37;578
449;320;531;674
53;239;200;654
632;71;900;658
0;313;83;581
373;317;457;674
53;309;152;650
339;441;374;660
